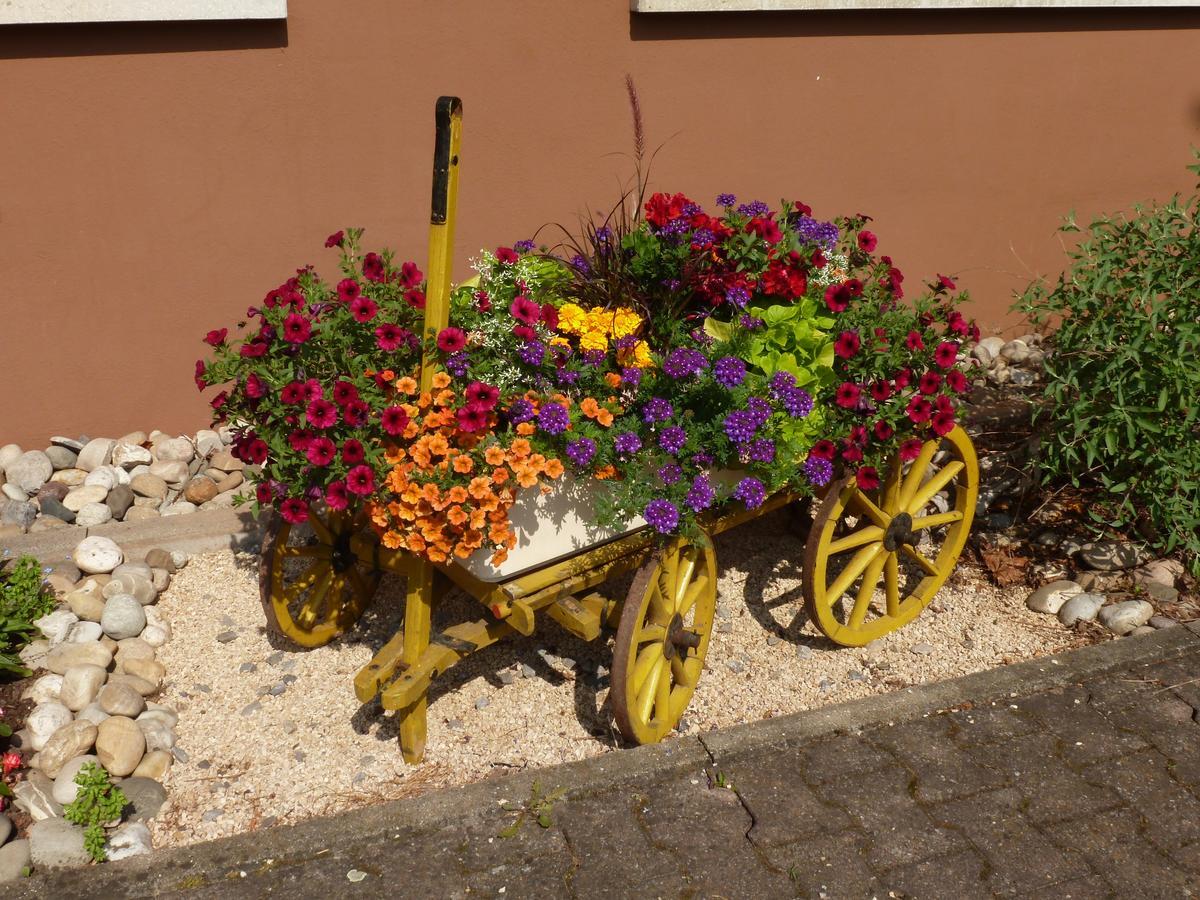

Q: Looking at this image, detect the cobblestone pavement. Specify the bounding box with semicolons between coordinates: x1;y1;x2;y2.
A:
19;629;1200;898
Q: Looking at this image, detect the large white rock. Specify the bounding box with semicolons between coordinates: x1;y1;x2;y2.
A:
1099;600;1155;635
28;818;91;870
83;467;118;491
27;701;74;752
34;610;79;644
75;438;116;472
148;459;189;485
36;720;98;778
72;536;123;574
112;441;152;469
51;754;100;805
59;664;107;711
25;673;64;704
106;822;153;861
101;594;146;641
5;450;53;493
75;502;113;528
96;716;146;777
62;485;108;512
0;443;23;473
67;621;103;643
104;572;157;605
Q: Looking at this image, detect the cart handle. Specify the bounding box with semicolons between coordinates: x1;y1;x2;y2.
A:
420;96;463;393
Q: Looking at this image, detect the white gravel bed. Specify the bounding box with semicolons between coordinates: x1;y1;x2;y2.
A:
149;508;1081;849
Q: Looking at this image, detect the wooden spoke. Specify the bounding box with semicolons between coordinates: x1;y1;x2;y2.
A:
612;537;717;746
897;440;939;510
803;426;979;647
306;511;333;543
910;510;965;531
848;552;887;629
884;552;900;617
901;543;941;577
283;562;324;604
828;525;885;556
276;544;330;559
847;491;890;529
907;461;965;514
826;543;885;603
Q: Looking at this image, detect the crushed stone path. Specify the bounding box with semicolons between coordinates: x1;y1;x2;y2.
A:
15;625;1200;899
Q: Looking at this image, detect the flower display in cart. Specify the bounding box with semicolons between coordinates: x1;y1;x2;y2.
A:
198;190;978;566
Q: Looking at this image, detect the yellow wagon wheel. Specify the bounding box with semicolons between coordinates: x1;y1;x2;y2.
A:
803;425;978;647
611;536;717;744
258;503;380;648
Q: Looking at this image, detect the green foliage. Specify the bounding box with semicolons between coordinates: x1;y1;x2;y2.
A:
704;296;836;390
63;762;127;862
1016;156;1200;572
0;554;55;678
497;781;567;837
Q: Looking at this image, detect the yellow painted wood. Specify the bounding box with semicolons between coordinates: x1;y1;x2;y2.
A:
398;562;434;763
419;97;462;393
381;618;514;710
508;599;536;636
805;426;978;647
354;628;407;703
546;594;602;642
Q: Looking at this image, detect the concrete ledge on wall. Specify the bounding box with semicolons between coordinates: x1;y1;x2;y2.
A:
0;0;286;25
633;0;1195;8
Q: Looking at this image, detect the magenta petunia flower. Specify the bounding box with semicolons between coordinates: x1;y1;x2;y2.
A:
303;378;323;401
404;289;425;309
857;231;877;252
345;465;375;496
280;497;309;524
856;466;880;490
400;261;423;288
900;438;924;461
281;381;306;405
873;420;895;442
255;482;274;504
282;313;312;344
931;410;956;436
246;439;268;465
869;380;893;402
946;370;969;393
835;382;861;409
511;324;536;342
341;439;365;465
332;380;359;407
905;331;925;352
495;247;519;265
244;373;266;399
375;322;405;351
465;381;499;409
824;283;851;313
204;328;227;347
349;296;379;323
934;341;959;369
306;437;336;466
510;295;540;325
194;359;208;391
919;372;942;395
362;252;385;282
306;399;337;429
240;336;269;358
325;230;344;249
906;396;933;424
456;404;490;433
288;429;314;452
809;440;837;461
381;405;410;436
343;399;369;427
437;327;467;353
325;480;349;511
834;330;861;360
337;278;361;303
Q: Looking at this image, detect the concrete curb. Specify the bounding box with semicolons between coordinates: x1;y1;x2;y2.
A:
13;625;1199;898
1;507;267;566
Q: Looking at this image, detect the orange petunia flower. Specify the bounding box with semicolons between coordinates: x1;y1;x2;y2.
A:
509;438;532;459
382;530;405;549
516;422;535;436
517;469;539;488
381;369;396;382
492;467;510;485
446;505;468;526
604;372;622;388
543;458;564;479
580;397;601;419
434;389;455;408
593;465;618;480
431;372;451;389
406;534;427;552
428;434;450;456
448;485;468;504
596;409;614;427
453;454;474;474
484;445;506;466
468;476;493;500
421;482;441;503
417;391;433;409
396;376;418;395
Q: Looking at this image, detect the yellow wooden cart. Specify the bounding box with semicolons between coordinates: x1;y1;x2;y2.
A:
257;98;980;763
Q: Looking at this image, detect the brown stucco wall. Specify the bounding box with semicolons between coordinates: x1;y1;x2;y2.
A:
1;3;1198;448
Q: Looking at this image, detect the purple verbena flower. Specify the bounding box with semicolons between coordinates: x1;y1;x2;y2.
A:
769;370;797;397
658;463;682;486
713;356;746;389
644;499;680;534
748;438;776;463
508;399;535;424
570;254;592;274
692;228;715;247
739;314;765;330
725;285;751;308
642;397;674;424
662;347;708;380
716;193;736;208
804;456;834;487
555;368;579;386
737;200;770;217
746;396;772;427
733;476;766;509
514;239;536;253
537;402;570;435
614;432;642;457
566;437;597;468
621;367;643;388
685;475;715;511
691;451;714;468
781;386;814;418
445;352;470;378
583;349;606;367
658;426;687;455
519;341;546;366
723;410;758;444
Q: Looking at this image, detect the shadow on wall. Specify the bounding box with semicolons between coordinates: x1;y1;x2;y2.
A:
628;7;1200;39
0;18;287;60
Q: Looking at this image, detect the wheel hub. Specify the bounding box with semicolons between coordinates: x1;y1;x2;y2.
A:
663;612;701;660
883;512;915;552
331;531;356;574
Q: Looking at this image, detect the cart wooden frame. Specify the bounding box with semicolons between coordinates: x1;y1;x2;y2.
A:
258;97;980;763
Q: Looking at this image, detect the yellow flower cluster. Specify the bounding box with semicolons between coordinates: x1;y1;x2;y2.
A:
556;303;652;366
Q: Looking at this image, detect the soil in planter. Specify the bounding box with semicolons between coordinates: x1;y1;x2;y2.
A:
1;675;37;839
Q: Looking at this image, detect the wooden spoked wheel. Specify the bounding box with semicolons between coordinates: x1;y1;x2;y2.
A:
803;425;978;647
258;504;380;648
611;536;717;744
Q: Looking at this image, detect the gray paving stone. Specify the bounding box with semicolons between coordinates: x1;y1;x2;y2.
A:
946;701;1041;746
1015;873;1117;898
881;848;993;899
926;787;1092;894
868;715;1009;802
722;746;851;846
798;732;895;785
764;829;883;899
1086;749;1200;850
810;767;968;870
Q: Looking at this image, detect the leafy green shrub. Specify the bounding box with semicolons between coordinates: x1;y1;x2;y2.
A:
63;762;127;862
1;554;56;677
1016;157;1200;571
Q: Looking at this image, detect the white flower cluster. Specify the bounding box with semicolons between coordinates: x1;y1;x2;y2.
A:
811;253;850;287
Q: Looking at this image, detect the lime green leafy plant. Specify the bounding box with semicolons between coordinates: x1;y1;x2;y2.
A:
63;762;128;862
1;554;56;677
1016;155;1200;572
